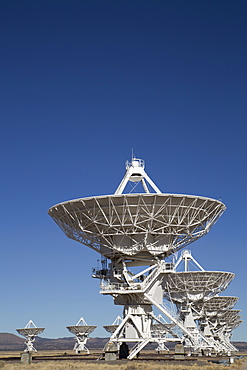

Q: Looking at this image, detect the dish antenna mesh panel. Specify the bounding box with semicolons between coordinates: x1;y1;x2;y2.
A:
193;296;239;313
163;271;235;303
49;196;225;262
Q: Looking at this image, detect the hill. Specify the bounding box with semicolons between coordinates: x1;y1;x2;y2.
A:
0;333;246;352
0;333;108;351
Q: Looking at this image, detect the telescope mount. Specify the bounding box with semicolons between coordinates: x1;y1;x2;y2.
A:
48;156;240;359
66;317;96;354
16;320;45;352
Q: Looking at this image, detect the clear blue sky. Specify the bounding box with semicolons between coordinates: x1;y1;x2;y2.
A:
1;0;246;341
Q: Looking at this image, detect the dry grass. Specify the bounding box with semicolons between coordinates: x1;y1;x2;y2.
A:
0;351;245;370
0;360;242;370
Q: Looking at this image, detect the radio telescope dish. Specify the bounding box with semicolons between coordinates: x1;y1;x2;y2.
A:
48;156;225;263
163;271;235;304
48;156;240;359
226;319;242;330
193;296;239;314
103;316;122;334
16;320;45;352
218;309;241;321
16;327;45;337
49;196;225;263
103;325;119;334
67;325;96;336
67;317;96;354
209;311;241;329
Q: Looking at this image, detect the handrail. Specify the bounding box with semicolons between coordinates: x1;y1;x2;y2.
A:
100;282;142;292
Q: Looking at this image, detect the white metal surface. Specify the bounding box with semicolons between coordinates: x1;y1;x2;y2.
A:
16;320;45;352
48;156;240;358
66;317;96;354
163;271;235;304
103;316;123;334
218;309;241;321
193;296;239;313
48;193;225;262
115;157;162;194
175;249;205;272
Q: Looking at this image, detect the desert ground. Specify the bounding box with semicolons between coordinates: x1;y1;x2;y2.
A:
0;350;246;370
0;362;242;370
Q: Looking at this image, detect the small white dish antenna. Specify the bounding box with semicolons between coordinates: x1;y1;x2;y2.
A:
67;317;96;354
16;320;45;352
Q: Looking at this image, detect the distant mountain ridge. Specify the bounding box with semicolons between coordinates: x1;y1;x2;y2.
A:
0;333;108;351
0;333;246;352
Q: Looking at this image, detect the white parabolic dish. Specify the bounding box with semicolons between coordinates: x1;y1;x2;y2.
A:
218;309;241;321
193;296;239;312
66;325;97;336
48;193;225;261
103;325;119;334
163;271;235;303
16;327;45;337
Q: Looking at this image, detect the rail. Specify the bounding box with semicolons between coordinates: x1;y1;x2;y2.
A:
100;282;142;292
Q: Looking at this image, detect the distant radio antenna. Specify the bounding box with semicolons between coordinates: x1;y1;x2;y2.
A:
16;320;45;352
67;317;97;354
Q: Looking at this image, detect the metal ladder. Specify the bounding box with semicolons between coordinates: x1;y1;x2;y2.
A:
128;338;150;360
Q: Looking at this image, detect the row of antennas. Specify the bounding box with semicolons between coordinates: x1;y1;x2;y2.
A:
16;317;96;353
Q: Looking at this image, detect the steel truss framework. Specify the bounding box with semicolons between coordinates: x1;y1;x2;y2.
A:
48;193;225;261
163;271;235;304
48;156;241;359
162;253;241;353
16;320;45;352
193;296;239;313
204;311;242;353
98;254;238;357
67;317;96;354
192;296;240;351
